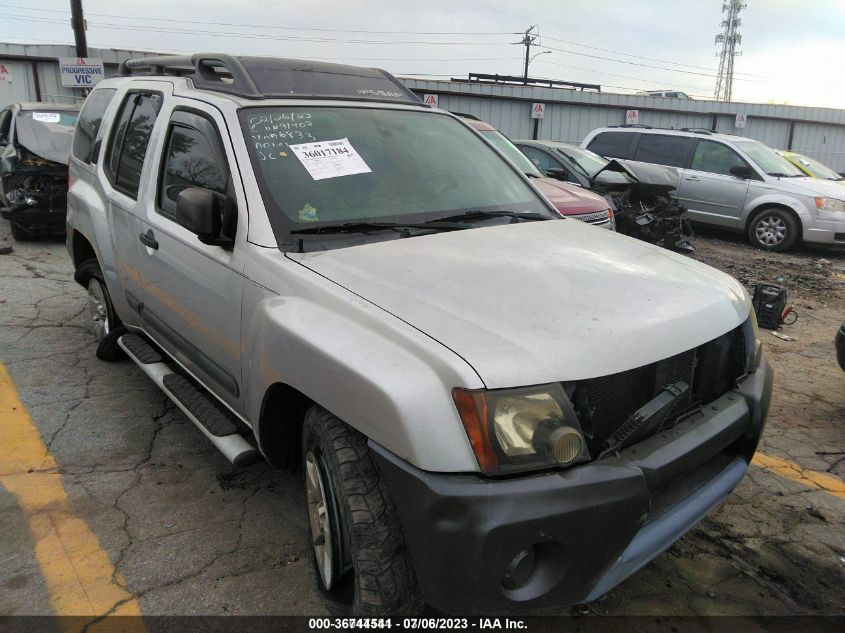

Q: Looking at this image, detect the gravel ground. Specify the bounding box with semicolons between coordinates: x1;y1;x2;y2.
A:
0;224;842;618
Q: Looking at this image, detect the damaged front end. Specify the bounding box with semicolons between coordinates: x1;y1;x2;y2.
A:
590;159;694;252
1;115;75;237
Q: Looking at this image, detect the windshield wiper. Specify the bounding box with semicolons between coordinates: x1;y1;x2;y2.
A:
425;210;552;224
290;221;467;235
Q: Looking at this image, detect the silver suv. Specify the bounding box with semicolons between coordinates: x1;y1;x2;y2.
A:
582;126;845;251
67;54;772;615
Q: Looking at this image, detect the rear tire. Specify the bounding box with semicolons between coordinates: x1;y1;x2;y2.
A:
75;258;125;361
747;208;800;252
302;405;421;616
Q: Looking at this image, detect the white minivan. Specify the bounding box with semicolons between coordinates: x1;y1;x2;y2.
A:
582;126;845;251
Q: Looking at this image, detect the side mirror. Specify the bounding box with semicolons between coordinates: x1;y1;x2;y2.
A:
730;165;753;179
176;187;226;245
545;167;569;181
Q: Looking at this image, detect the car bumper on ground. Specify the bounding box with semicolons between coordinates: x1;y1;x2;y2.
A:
1;205;66;231
371;356;773;614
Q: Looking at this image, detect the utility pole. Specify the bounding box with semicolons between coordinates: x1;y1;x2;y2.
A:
514;25;539;84
714;0;745;101
70;0;88;58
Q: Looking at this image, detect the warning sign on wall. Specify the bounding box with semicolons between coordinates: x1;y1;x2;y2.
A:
735;113;747;128
531;103;545;119
0;64;10;83
626;109;639;125
422;93;438;107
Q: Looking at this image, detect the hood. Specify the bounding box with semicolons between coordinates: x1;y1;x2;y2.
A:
14;117;74;165
591;159;680;196
532;177;609;215
767;175;845;198
291;220;749;388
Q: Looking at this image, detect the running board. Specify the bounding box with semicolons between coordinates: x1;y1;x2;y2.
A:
118;334;259;467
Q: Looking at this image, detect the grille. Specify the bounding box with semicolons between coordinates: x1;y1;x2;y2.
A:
573;210;610;224
572;328;745;457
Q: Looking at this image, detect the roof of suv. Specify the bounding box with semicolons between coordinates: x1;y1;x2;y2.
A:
588;126;750;145
117;53;422;106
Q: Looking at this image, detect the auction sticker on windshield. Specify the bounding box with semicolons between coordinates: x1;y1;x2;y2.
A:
289;138;372;181
32;112;61;123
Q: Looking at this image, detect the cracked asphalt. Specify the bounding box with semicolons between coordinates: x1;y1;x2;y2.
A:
0;222;843;618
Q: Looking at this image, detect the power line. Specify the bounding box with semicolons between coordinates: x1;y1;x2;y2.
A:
542;34;766;79
543;43;762;83
0;14;507;46
0;2;512;35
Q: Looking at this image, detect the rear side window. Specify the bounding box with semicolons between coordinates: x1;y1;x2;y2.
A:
105;92;162;198
586;132;635;159
633;134;693;168
72;88;116;164
690;140;749;176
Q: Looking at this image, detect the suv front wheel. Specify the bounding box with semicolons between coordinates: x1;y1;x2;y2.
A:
302;405;420;615
747;207;800;252
75;258;125;361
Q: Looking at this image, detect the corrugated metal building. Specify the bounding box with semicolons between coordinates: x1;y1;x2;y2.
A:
0;43;161;105
2;43;844;171
402;78;845;171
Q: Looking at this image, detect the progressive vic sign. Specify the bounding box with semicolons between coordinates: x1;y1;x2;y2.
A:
58;58;105;88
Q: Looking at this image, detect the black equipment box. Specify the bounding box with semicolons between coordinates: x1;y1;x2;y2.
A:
752;284;787;330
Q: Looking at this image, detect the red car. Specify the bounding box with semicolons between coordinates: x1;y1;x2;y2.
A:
459;116;615;231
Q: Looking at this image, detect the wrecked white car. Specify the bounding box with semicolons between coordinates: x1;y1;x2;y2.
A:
0;102;79;239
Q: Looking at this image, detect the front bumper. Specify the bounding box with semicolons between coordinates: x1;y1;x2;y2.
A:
803;214;845;245
372;356;773;614
1;205;66;231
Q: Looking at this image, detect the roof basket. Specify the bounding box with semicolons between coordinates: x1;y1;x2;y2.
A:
117;53;421;104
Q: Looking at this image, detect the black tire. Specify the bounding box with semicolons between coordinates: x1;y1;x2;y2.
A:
747;207;800;252
302;405;421;616
75;258;125;361
10;222;32;241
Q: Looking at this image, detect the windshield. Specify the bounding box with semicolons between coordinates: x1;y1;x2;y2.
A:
479;129;542;177
241;107;552;248
555;146;608;177
734;140;803;177
555;145;631;184
18;110;78;128
788;153;842;180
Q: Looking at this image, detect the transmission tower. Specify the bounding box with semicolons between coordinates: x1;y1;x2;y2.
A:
714;0;746;101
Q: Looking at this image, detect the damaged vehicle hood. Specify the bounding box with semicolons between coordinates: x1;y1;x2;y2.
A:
290;220;749;388
14;117;75;165
590;158;681;196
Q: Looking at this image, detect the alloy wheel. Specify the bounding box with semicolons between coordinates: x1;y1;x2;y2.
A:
86;278;110;342
305;451;337;590
755;216;787;246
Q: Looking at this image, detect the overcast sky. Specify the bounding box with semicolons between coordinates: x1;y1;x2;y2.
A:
2;0;844;107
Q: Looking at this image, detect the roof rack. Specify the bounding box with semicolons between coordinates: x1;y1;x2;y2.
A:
449;111;481;121
117;53;422;105
680;127;714;135
607;124;653;129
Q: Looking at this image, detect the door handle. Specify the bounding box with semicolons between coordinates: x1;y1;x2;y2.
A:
684;175;700;182
139;230;159;250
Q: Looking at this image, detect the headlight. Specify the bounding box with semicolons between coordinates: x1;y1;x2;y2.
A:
742;309;762;372
453;383;590;475
815;197;845;212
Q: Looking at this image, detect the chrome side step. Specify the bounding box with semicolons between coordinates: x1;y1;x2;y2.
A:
118;334;259;467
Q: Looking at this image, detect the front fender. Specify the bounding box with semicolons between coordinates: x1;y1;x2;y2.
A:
741;192;812;229
242;279;483;473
